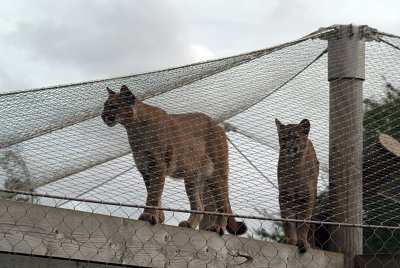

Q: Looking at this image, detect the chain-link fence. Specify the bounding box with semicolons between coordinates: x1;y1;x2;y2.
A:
0;25;399;268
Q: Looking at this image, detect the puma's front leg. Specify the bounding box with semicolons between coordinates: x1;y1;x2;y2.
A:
282;216;298;246
179;177;204;229
138;153;166;225
280;191;297;246
139;172;165;224
296;195;315;253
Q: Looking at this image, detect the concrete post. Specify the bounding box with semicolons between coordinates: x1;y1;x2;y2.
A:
326;24;368;268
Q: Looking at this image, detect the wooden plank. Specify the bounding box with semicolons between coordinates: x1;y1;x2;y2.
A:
0;199;343;267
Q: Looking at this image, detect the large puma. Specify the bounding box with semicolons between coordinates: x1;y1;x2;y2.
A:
101;85;247;236
275;118;319;253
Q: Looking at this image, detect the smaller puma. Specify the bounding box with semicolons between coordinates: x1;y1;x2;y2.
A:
275;118;319;253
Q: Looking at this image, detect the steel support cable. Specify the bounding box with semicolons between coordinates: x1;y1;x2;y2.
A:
377;31;400;40
29;151;132;190
218;48;327;123
377;36;400;51
229;128;330;175
227;136;278;191
55;166;135;208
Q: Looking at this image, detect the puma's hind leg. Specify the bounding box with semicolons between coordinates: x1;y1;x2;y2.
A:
199;181;218;231
205;173;231;236
202;142;233;236
178;177;204;229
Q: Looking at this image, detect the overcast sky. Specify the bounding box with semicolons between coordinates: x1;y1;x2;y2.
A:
0;0;399;93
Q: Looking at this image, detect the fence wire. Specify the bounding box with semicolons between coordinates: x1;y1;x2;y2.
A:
0;26;399;267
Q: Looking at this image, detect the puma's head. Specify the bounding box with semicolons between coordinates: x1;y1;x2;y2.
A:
101;85;136;127
276;118;311;158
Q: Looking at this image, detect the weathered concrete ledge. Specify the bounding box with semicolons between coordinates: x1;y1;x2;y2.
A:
0;199;343;267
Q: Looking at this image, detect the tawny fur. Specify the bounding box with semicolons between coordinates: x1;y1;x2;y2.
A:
276;118;319;253
101;85;247;236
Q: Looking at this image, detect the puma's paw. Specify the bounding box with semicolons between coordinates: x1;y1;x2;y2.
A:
297;239;310;254
138;213;158;225
158;211;165;224
178;221;193;229
283;237;298;246
206;224;225;236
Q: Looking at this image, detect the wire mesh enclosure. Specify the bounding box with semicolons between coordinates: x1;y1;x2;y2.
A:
0;25;399;268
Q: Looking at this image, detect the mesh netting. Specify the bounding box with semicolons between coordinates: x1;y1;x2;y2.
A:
0;26;400;267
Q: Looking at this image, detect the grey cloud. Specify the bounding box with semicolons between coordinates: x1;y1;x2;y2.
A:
265;0;400;40
165;0;279;56
1;0;399;93
1;0;195;91
166;0;400;58
0;66;31;91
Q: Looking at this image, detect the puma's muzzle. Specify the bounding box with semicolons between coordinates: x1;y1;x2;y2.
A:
101;113;117;127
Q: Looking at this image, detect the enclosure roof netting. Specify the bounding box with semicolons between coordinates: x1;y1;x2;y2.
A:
1;26;400;229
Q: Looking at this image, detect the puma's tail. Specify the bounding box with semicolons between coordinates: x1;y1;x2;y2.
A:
226;217;247;235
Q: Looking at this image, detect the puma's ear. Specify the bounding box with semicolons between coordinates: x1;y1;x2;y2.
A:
120;85;131;94
275;118;283;132
120;85;135;105
299;119;311;135
107;87;116;95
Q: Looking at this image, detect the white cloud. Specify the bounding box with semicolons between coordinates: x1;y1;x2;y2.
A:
189;43;216;62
